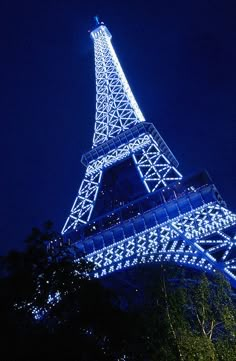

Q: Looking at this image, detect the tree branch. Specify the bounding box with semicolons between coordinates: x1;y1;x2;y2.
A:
162;274;184;361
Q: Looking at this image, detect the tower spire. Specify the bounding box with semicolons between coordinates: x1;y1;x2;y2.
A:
90;23;145;147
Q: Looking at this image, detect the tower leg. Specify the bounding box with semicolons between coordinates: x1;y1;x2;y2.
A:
62;169;102;234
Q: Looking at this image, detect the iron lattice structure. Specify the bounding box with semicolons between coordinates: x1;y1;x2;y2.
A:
62;23;236;287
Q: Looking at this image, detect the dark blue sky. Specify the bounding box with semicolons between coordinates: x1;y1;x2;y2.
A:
1;0;236;254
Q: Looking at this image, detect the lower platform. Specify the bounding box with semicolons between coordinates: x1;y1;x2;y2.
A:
64;171;236;288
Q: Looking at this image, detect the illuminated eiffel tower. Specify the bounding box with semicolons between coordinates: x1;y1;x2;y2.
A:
62;19;236;287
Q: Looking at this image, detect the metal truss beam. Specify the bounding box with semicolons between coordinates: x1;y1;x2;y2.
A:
90;25;145;147
62;132;182;233
84;202;236;286
62;170;102;234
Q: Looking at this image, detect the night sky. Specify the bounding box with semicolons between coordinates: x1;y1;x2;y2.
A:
1;0;236;255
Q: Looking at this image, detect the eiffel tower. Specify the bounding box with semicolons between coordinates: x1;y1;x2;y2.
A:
62;19;236;287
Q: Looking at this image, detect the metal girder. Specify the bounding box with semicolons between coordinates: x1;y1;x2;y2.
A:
62;170;102;234
85;202;236;286
91;25;145;147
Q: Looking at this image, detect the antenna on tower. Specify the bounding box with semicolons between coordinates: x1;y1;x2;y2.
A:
89;15;103;33
94;15;100;26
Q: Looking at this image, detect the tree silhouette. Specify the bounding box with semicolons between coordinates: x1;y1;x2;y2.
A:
1;223;236;360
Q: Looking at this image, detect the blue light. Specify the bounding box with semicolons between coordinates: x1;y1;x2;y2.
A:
60;23;236;288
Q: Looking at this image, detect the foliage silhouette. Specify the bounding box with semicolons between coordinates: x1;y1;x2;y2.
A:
1;223;236;360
